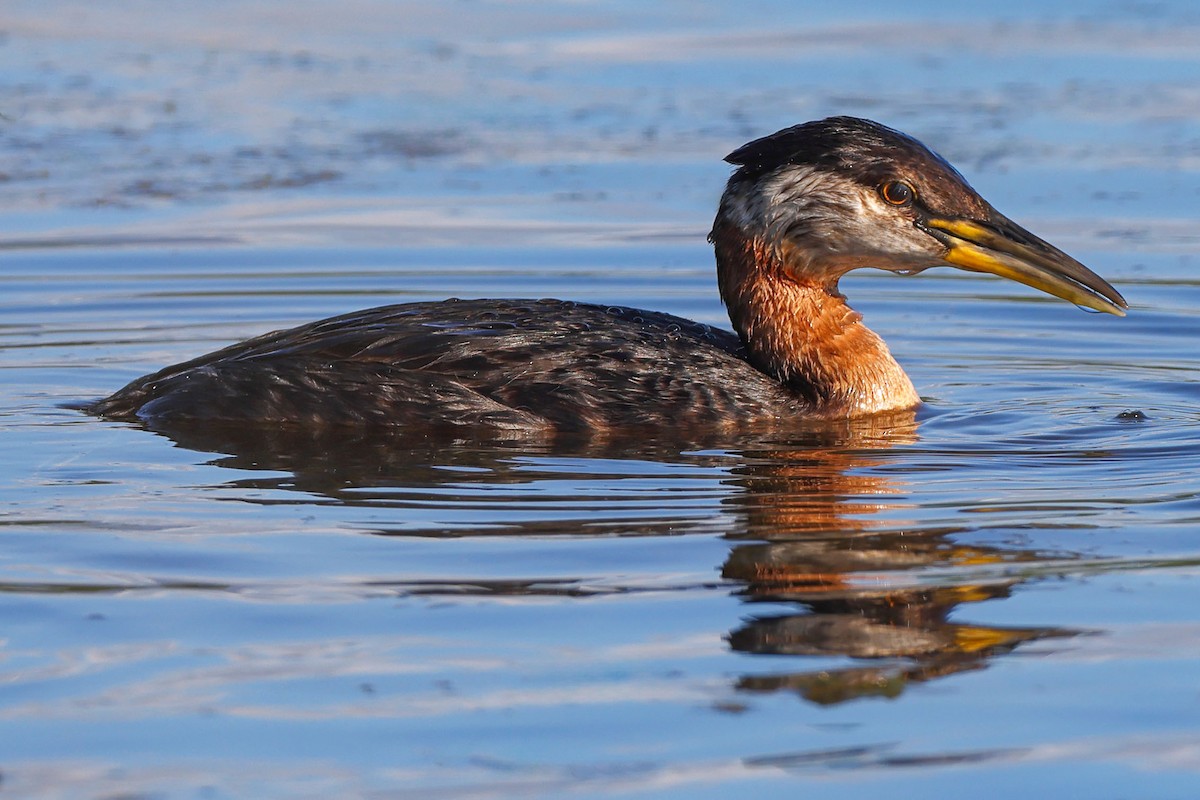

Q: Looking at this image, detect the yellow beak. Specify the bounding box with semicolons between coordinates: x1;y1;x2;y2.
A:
921;216;1127;316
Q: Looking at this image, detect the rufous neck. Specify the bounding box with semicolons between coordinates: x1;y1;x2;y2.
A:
711;220;919;416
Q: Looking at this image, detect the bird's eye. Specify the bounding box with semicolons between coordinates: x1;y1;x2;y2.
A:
880;180;915;206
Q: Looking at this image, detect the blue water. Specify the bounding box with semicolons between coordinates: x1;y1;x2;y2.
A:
3;2;1200;797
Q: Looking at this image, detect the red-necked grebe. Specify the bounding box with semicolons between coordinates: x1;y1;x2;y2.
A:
89;116;1127;431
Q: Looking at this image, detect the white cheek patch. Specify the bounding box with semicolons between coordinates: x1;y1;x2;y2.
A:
718;163;945;274
762;169;861;247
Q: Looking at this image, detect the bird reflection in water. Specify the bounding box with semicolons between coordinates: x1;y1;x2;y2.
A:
722;410;1080;705
132;409;1082;705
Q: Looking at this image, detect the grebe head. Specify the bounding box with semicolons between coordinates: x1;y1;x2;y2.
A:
712;116;1127;316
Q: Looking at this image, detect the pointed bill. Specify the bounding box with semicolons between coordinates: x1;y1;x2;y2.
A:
921;216;1127;316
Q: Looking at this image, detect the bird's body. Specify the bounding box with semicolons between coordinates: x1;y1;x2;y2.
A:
89;117;1126;431
89;298;810;430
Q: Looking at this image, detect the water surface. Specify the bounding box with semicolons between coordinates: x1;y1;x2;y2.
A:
3;2;1200;797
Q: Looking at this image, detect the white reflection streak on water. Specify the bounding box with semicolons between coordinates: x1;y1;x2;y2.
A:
7;617;1200;723
510;22;1200;61
7;735;1200;800
0;635;722;721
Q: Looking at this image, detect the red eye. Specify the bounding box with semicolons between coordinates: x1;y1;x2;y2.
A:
880;180;914;206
